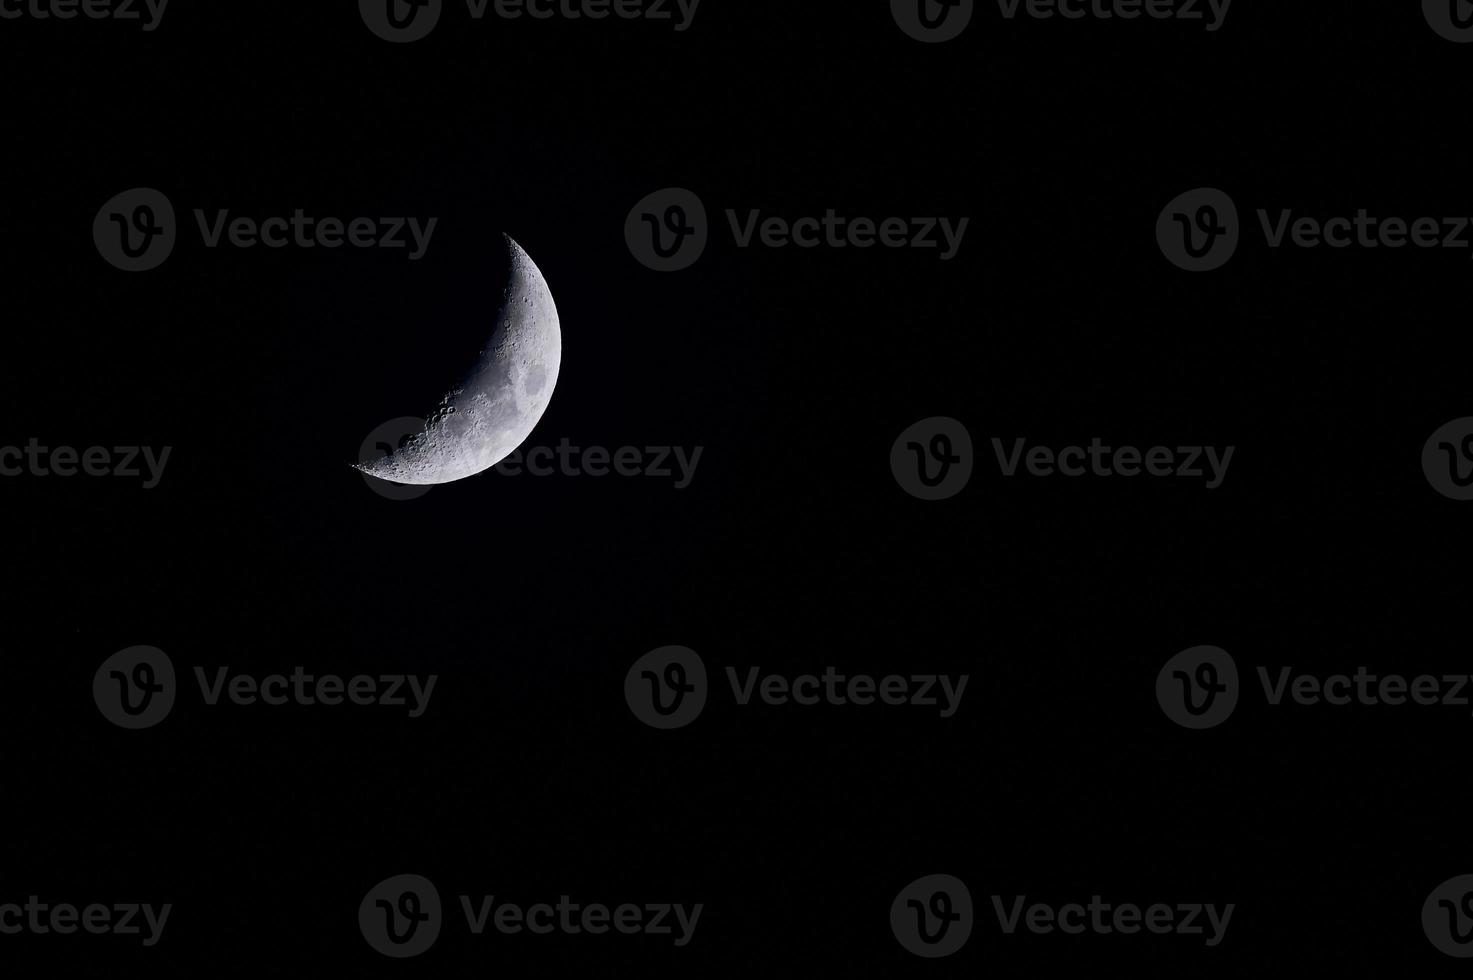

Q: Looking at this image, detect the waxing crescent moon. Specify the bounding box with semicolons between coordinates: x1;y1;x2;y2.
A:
355;236;561;485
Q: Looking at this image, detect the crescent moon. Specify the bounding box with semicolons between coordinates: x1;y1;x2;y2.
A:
355;236;561;485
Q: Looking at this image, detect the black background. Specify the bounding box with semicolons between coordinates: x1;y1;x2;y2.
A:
3;0;1472;974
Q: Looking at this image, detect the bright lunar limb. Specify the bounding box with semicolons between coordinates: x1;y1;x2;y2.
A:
355;236;561;485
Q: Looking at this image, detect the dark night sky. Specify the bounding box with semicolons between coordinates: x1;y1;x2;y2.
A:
3;1;1473;974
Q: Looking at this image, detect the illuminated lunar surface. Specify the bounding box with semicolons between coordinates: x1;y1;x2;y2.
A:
355;236;561;485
